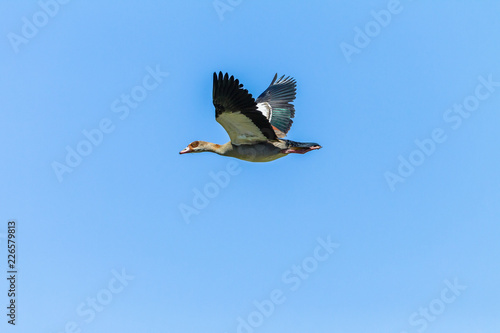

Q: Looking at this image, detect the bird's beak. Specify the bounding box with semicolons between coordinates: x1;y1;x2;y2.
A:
179;146;192;154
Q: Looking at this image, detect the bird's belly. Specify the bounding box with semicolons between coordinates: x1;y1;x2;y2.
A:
230;144;286;162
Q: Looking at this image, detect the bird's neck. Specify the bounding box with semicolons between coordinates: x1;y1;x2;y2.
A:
204;142;230;155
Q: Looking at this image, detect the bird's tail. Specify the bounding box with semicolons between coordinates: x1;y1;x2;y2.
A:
285;140;321;148
282;140;322;154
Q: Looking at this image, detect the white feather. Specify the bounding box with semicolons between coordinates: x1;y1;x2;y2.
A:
256;102;272;120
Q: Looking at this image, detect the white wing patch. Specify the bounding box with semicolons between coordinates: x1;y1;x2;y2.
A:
217;112;269;145
256;102;272;120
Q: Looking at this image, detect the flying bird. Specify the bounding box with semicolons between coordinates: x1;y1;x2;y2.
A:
180;72;322;162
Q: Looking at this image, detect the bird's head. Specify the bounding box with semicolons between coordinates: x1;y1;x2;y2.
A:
179;141;213;154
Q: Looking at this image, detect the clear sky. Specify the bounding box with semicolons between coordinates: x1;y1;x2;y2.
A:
1;1;500;332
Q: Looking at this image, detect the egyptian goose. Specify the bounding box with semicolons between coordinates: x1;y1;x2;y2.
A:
179;72;322;162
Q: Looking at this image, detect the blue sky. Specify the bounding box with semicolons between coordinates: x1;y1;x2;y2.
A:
1;1;500;332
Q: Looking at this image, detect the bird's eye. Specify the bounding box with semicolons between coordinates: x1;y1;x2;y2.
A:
191;141;199;148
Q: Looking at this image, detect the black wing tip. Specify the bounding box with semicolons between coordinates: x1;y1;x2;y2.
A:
214;71;243;87
214;71;225;77
213;71;257;115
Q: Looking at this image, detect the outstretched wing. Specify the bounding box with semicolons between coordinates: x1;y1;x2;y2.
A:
213;72;277;145
256;74;296;138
